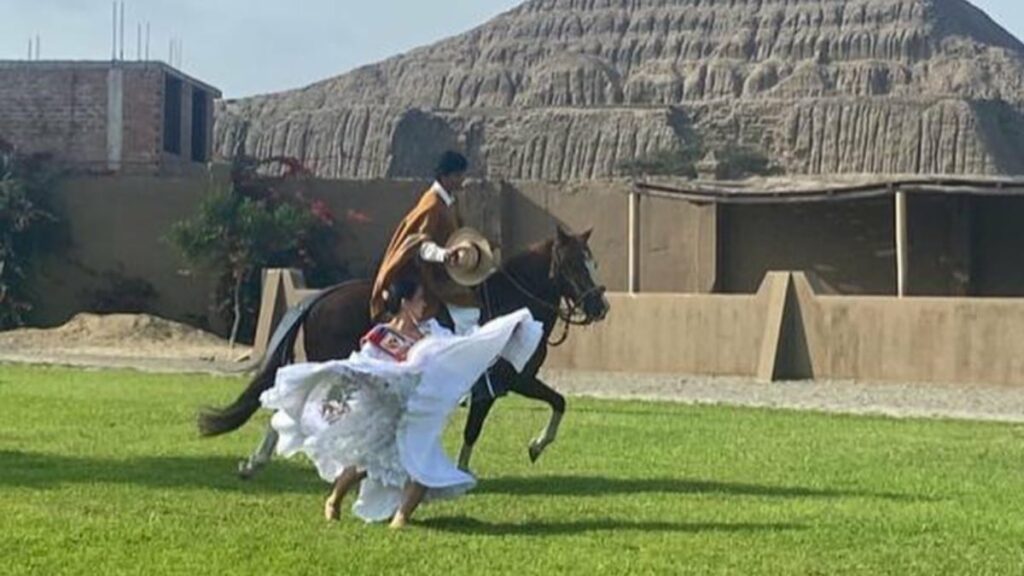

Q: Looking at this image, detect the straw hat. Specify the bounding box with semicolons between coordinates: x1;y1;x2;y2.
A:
444;228;498;287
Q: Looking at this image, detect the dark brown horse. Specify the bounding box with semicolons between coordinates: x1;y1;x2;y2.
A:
197;226;609;477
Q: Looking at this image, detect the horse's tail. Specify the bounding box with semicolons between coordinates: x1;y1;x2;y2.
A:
196;285;343;437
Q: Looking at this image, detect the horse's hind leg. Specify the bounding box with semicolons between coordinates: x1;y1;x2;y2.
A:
238;421;279;480
459;388;496;473
513;376;566;463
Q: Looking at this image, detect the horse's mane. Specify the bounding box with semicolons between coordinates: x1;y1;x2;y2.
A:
498;239;554;284
502;239;553;270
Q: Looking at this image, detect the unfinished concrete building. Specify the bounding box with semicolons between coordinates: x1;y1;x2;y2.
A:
0;60;221;173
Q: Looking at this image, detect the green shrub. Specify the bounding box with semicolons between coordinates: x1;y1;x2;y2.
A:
168;157;347;344
0;143;62;329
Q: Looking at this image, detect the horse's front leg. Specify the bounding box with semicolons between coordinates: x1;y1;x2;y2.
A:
513;375;566;463
459;381;497;473
238;420;279;480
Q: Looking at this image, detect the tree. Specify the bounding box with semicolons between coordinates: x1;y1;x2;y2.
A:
169;157;346;345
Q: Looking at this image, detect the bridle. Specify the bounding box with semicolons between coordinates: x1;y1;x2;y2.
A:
486;243;606;347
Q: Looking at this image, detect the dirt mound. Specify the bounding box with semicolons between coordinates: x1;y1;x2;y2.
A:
0;313;251;365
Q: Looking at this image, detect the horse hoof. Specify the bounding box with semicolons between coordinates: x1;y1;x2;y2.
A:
324;498;341;522
528;441;543;463
237;460;259;480
457;445;474;472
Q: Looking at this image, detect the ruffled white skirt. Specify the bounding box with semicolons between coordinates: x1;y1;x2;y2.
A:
260;308;542;522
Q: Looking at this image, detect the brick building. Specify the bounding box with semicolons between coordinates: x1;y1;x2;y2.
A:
0;61;221;173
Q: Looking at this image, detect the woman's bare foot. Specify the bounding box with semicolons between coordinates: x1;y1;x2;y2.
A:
389;480;425;529
323;467;367;522
389;513;408;529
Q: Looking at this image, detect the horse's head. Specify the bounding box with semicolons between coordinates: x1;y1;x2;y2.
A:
552;225;610;323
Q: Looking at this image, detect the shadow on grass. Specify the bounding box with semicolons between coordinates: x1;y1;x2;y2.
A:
0;452;931;504
0;450;322;494
477;475;931;502
420;516;806;536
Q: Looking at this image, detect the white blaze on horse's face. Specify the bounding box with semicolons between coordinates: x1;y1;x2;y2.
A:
584;250;599;284
583;247;610;317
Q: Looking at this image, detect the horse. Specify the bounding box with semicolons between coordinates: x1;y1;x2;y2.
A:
196;225;609;477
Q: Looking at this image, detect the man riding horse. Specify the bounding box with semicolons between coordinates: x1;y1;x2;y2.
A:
371;151;488;336
370;151;512;408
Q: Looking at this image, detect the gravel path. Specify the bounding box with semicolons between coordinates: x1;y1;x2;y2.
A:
0;351;254;376
4;350;1023;423
541;370;1024;424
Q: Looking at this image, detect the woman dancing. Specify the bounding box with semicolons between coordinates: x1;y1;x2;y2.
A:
259;275;541;528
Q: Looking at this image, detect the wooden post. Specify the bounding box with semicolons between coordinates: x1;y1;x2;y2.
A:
895;189;908;297
628;191;640;294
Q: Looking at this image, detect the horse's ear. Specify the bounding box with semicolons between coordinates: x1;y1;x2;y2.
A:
579;228;593;244
555;224;571;244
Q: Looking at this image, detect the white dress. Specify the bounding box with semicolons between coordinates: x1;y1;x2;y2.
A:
259;308;543;522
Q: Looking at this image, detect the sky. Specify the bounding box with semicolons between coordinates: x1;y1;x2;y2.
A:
0;0;522;98
972;0;1024;44
1;0;1022;99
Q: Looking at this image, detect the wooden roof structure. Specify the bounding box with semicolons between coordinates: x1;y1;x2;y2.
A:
625;174;1024;298
634;175;1024;205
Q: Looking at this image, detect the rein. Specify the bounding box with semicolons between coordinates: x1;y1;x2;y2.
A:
489;249;603;347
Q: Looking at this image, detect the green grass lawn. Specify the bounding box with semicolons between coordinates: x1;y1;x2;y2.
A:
2;364;1024;575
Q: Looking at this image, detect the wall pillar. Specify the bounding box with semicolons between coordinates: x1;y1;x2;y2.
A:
895;190;908;297
628;191;640;294
106;66;124;171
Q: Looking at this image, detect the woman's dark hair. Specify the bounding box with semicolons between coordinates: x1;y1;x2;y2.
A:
435;151;468;180
384;276;420;316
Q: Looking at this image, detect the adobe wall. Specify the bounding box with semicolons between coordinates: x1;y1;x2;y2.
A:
549;271;1024;387
791;272;1024;385
26;174;221;331
545;286;774;376
25;175;708;332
